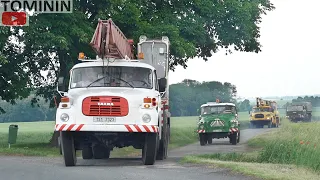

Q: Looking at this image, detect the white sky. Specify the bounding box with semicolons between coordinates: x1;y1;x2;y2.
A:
168;0;320;98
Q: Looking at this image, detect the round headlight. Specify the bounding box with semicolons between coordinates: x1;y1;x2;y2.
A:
199;125;204;129
60;113;69;122
142;114;151;123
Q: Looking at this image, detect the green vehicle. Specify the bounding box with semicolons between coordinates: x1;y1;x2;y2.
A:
197;102;240;146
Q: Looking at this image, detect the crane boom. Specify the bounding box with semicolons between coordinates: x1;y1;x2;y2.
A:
89;18;134;59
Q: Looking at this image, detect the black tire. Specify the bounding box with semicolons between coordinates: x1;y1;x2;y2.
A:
142;133;158;165
230;133;237;145
268;121;272;128
103;148;111;159
60;131;77;166
249;122;255;129
207;134;212;144
82;145;93;159
93;145;105;159
168;118;171;144
237;131;240;143
199;133;206;146
156;114;169;160
58;136;62;155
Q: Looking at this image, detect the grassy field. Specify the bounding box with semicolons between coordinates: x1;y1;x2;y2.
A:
181;114;320;180
0;112;250;157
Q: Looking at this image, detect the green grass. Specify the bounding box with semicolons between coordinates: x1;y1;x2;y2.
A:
181;156;320;180
247;119;320;171
181;108;320;179
181;118;320;179
0;121;57;156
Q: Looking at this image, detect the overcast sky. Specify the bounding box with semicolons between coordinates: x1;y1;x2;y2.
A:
168;0;320;98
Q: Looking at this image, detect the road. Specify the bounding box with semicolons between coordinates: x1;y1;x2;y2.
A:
0;129;270;180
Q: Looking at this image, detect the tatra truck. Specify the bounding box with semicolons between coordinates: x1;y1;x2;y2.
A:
55;19;170;166
249;97;280;128
197;100;240;146
286;102;312;122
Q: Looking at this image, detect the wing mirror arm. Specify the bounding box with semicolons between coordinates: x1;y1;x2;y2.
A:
57;76;67;96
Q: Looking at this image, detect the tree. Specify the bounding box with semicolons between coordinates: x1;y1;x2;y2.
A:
0;0;275;111
238;99;251;112
169;79;238;116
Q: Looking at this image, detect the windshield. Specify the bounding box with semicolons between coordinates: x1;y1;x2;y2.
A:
287;105;303;111
252;107;272;112
70;66;153;89
201;105;236;115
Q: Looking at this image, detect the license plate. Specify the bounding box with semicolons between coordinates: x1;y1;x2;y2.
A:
93;117;116;123
212;129;223;132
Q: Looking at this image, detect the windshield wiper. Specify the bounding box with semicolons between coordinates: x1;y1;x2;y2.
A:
86;75;108;88
86;73;134;88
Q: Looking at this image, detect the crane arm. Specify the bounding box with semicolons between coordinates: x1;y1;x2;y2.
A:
89;19;134;59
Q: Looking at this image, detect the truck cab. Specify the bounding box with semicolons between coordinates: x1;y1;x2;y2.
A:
197;102;240;146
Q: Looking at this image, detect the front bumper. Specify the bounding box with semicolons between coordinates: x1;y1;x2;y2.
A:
197;128;239;133
55;124;159;133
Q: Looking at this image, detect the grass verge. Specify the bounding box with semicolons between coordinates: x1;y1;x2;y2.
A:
181;156;320;180
181;118;320;179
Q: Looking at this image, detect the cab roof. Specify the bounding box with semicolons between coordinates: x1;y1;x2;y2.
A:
72;59;155;70
201;102;236;108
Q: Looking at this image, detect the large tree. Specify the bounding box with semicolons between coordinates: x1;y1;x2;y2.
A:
0;0;275;112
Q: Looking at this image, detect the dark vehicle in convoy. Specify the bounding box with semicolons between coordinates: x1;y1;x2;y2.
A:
286;102;312;122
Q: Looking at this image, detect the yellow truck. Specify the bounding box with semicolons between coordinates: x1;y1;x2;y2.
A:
249;97;280;128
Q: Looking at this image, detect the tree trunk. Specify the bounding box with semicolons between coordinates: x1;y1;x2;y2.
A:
49;131;60;147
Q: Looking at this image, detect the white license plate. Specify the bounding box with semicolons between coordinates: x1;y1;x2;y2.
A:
93;117;116;123
212;129;223;132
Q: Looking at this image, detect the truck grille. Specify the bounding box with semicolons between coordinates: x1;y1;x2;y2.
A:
254;114;264;118
82;96;129;116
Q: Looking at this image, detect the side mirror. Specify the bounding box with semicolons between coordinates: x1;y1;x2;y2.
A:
57;77;66;92
197;109;200;115
158;78;167;92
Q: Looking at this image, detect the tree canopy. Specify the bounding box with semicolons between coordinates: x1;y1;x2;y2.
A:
0;0;275;112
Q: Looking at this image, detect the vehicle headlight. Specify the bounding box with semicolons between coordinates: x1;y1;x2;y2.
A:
142;114;151;123
60;113;69;122
199;125;204;129
198;117;204;124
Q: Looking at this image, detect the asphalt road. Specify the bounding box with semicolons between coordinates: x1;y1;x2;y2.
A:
0;129;270;180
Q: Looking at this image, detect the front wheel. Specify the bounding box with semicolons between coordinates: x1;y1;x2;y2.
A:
249;122;255;129
142;133;158;165
156;119;169;160
230;133;237;145
60;131;77;166
237;131;240;143
207;134;212;144
199;133;206;146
